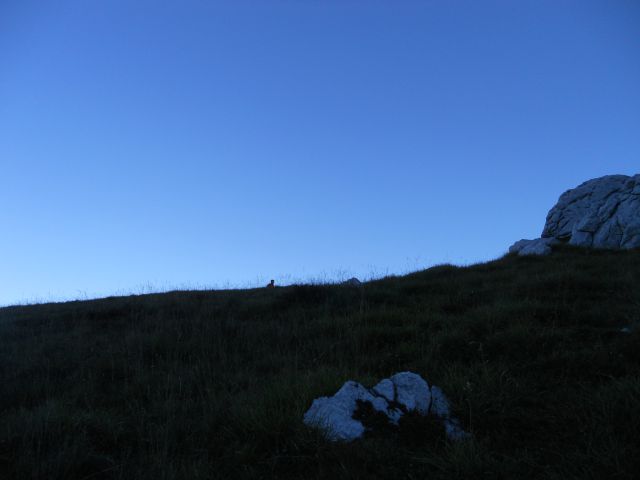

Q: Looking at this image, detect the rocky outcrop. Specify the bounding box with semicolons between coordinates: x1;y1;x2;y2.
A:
510;174;640;255
303;372;469;442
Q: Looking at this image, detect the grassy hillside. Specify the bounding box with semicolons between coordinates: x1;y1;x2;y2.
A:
1;246;640;480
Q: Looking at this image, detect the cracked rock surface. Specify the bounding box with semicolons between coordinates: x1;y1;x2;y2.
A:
510;174;640;255
303;372;469;442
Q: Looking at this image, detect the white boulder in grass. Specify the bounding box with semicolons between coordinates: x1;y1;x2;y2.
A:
302;380;402;441
303;372;469;442
509;174;640;256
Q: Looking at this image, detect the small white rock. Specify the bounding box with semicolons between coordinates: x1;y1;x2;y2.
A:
303;381;395;441
508;238;559;256
444;419;471;441
303;372;469;442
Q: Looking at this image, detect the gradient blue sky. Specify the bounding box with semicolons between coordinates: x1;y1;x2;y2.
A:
1;1;639;305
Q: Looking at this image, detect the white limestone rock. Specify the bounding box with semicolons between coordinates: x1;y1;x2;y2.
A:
543;174;640;250
389;372;431;415
508;238;559;256
429;386;451;417
372;378;395;402
443;419;471;441
303;380;397;441
430;386;471;441
509;174;640;256
303;372;469;442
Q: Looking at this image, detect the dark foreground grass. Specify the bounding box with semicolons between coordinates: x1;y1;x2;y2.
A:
1;245;640;479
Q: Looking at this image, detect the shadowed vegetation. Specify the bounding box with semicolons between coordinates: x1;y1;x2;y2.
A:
1;245;639;479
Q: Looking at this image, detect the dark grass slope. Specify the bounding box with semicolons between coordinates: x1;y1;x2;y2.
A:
1;246;640;479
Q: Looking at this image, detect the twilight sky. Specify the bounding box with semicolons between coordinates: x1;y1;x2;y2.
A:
1;0;639;305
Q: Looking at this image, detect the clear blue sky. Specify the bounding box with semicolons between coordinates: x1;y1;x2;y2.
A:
1;1;639;305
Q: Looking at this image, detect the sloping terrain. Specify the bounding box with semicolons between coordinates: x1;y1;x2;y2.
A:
1;246;639;479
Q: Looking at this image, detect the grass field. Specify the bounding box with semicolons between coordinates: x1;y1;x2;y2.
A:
1;245;639;479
